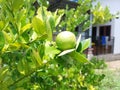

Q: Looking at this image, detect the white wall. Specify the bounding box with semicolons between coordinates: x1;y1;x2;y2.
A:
113;18;120;54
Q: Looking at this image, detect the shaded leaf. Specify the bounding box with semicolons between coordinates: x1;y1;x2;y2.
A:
0;66;9;81
17;59;26;75
12;0;24;11
0;31;5;51
0;21;4;30
32;49;42;66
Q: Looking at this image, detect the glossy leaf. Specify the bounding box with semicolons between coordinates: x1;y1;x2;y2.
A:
76;34;81;50
58;49;75;57
77;38;90;53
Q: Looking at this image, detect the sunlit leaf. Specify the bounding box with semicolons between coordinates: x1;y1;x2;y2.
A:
58;49;75;57
32;16;46;35
20;23;31;34
76;34;81;50
3;31;13;43
9;43;21;51
70;51;89;63
45;42;61;58
55;14;64;27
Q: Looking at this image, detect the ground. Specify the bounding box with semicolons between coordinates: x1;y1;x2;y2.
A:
98;60;120;90
106;60;120;69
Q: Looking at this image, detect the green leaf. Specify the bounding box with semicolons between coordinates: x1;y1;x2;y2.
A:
70;51;89;63
58;49;75;57
48;16;55;30
82;21;91;31
45;41;60;58
81;38;90;52
0;31;5;51
12;0;24;11
20;23;31;34
0;21;4;30
77;38;90;53
0;66;9;81
39;0;49;7
38;33;48;41
17;59;26;75
32;49;42;66
32;16;46;35
9;43;21;51
3;31;13;43
37;7;47;21
46;16;53;41
76;34;81;50
55;14;63;27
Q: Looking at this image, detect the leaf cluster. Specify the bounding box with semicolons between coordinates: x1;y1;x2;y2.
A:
0;0;105;90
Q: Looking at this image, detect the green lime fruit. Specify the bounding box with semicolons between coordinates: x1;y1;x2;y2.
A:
56;31;76;50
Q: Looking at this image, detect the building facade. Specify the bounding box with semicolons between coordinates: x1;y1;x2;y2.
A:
92;0;120;54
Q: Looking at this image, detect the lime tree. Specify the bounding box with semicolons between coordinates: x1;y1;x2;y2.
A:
56;31;76;50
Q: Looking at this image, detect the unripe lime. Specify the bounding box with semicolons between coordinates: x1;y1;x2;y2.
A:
56;31;76;50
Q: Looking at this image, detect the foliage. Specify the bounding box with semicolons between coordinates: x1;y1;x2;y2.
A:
0;0;106;90
90;57;107;69
97;69;120;90
58;0;114;33
92;2;113;24
59;0;92;32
